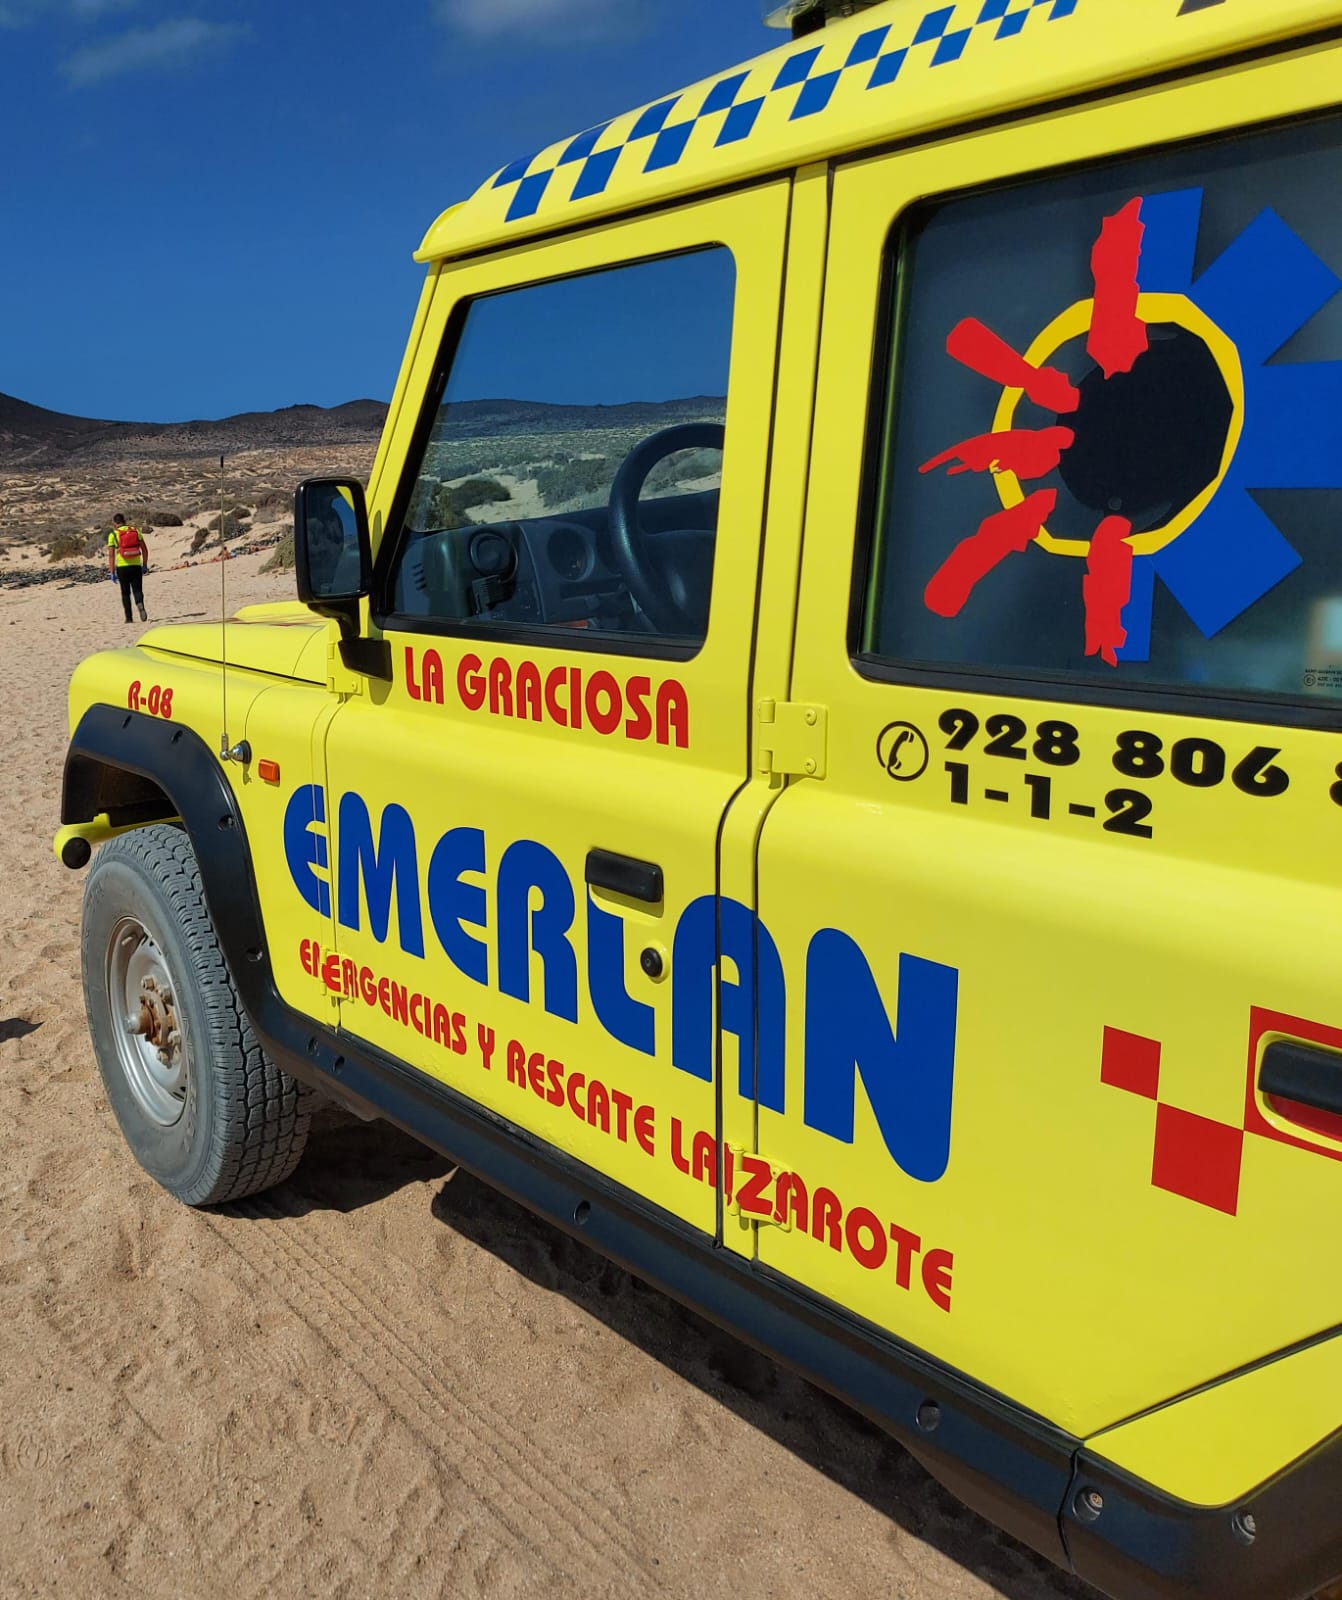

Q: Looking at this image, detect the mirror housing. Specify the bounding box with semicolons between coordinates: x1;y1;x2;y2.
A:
293;479;389;678
294;477;373;633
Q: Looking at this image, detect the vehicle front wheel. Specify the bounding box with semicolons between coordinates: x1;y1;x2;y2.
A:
81;823;310;1205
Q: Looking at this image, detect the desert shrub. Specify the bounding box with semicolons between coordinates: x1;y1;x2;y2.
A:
447;476;509;520
644;447;722;496
203;509;249;539
190;499;251;522
45;531;87;562
261;530;295;573
252;488;291;515
534;457;609;508
409;475;510;530
423;446;502;481
149;508;183;527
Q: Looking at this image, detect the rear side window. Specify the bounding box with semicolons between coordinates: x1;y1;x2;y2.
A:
861;115;1342;709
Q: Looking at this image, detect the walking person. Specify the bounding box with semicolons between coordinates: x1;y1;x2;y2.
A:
107;513;149;623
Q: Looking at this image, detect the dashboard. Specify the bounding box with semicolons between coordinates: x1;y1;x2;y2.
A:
386;490;719;636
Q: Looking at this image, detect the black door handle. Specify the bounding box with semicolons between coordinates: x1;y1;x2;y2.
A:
585;848;663;905
1260;1039;1342;1118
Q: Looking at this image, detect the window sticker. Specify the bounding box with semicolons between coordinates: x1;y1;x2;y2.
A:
865;121;1342;704
919;188;1342;667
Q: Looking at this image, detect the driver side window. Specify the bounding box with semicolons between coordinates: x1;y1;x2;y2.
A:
383;247;734;651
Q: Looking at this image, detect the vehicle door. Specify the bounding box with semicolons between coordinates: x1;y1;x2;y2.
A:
748;67;1342;1433
317;186;788;1236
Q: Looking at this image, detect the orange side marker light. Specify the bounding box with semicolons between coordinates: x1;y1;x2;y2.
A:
257;759;281;784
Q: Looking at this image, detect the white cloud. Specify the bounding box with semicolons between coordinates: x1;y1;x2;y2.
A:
70;0;141;16
60;16;245;84
435;0;652;43
0;0;137;25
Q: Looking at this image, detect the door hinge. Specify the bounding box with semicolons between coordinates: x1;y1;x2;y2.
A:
727;1148;797;1232
300;940;344;1017
326;636;364;698
756;698;827;781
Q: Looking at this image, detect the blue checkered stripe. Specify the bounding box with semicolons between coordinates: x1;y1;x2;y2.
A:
492;0;1080;223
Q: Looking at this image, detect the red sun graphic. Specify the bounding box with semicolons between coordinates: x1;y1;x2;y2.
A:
920;198;1149;666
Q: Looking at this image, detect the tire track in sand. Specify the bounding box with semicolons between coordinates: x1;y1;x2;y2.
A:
208;1196;666;1599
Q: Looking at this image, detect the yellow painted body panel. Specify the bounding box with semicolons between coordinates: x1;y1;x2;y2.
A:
1087;1333;1342;1507
68;648;268;752
242;681;342;1018
754;41;1342;1438
232;600;318;624
60;0;1342;1543
364;267;440;557
319;184;790;1238
718;161;831;1242
418;0;1342;262
65;640;335;1012
140;612;327;682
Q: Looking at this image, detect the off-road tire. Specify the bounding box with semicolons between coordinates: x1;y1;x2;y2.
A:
82;823;310;1205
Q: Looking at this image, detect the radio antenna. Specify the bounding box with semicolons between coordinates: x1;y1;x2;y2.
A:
217;455;251;766
218;453;230;761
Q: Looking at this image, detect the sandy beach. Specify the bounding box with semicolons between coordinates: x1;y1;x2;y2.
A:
0;551;1096;1600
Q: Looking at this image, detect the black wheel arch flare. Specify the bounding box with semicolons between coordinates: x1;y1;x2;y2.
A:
61;703;1342;1600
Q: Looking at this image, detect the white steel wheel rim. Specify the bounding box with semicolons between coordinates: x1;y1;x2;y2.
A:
106;915;189;1127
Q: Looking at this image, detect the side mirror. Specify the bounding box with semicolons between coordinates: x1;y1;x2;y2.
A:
294;478;372;628
293;478;391;679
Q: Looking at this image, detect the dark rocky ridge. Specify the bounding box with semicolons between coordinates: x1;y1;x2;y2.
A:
0;392;726;468
0;393;390;467
429;395;726;439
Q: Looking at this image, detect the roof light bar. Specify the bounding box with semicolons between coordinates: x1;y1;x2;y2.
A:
762;0;885;32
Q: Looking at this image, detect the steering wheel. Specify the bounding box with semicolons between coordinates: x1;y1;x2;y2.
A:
607;422;724;633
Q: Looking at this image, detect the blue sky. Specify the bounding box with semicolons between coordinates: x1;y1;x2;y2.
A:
0;0;776;423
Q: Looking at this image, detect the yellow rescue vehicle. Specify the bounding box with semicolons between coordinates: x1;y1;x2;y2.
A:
57;2;1342;1594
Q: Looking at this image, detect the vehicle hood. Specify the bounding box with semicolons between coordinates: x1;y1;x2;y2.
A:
137;601;328;683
